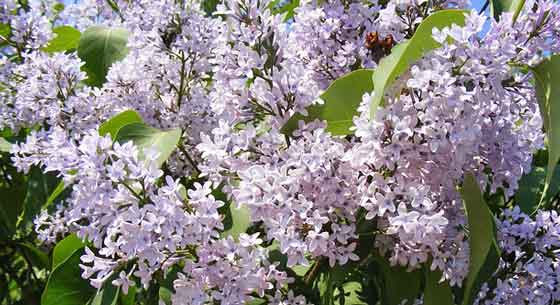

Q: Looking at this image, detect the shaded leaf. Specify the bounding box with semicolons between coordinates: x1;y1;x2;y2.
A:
43;26;81;53
202;0;220;15
374;255;422;305
90;282;120;305
44;180;67;208
0;178;26;238
460;173;500;305
77;26;129;87
424;268;454;305
370;10;467;117
41;249;95;305
18;242;49;269
514;166;560;214
19;167;60;227
282;69;374;136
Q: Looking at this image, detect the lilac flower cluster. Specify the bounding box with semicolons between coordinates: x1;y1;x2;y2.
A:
14;129;292;303
345;6;558;283
2;0;560;303
475;207;560;305
233;123;361;267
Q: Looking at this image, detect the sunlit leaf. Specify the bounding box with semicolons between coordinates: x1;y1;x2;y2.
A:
43;26;81;53
99;110;143;140
115;123;182;167
370;10;467;117
532;55;560;210
282;69;374;136
52;234;85;269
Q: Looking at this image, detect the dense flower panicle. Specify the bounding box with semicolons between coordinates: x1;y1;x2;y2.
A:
14;129;226;287
172;236;306;305
345;7;555;283
475;207;560;305
233;123;361;267
2;0;560;302
0;52;90;131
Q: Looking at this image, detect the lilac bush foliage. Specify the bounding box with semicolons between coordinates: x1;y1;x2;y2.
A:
1;0;560;303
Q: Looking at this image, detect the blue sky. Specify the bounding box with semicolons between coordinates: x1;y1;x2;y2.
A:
471;0;488;11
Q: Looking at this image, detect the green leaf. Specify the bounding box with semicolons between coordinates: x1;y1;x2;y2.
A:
532;55;560;210
0;138;11;152
41;249;96;305
52;234;85;269
77;26;129;87
0;24;11;49
90;284;120;305
514;166;560;214
0;24;10;38
45;180;67;208
282;69;374;136
374;256;422;305
42;26;81;53
115;123;182;167
202;0;220;15
17;242;49;269
159;287;172;305
0;178;26;238
460;173;500;305
334;281;367;305
53;3;65;13
220;203;251;240
490;0;526;22
272;0;300;21
370;10;468;117
119;286;136;305
424;268;454;305
19;167;60;227
99;110;143;140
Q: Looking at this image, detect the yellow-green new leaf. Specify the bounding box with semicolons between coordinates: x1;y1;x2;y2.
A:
43;26;81;53
370;10;467;117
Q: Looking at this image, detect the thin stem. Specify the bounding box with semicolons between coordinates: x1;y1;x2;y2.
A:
479;0;489;13
120;181;147;205
304;259;323;285
178;143;200;175
176;51;187;109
